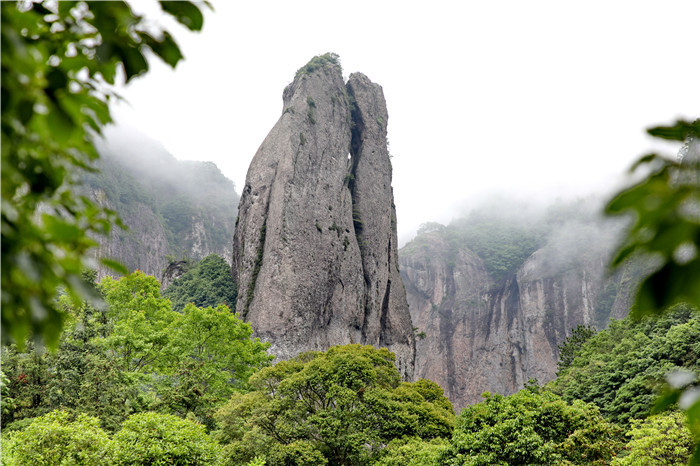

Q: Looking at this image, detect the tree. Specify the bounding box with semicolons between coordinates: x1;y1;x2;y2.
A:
3;410;113;466
1;0;205;349
557;324;597;375
111;411;220;465
373;437;449;466
163;254;238;312
438;387;623;465
155;302;273;428
606;119;700;460
1;278;147;431
99;271;175;374
612;411;692;466
549;304;700;426
214;344;455;465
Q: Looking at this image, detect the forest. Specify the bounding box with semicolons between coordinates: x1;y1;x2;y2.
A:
2;1;700;465
2;264;698;464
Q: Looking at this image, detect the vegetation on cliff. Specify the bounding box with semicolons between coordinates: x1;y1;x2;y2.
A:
85;134;239;274
163;254;237;312
404;197;620;284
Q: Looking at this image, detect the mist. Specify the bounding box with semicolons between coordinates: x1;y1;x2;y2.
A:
402;193;630;282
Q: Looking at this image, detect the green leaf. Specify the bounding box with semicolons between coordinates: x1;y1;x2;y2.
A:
144;31;183;68
101;258;128;276
647;120;700;141
160;1;204;31
42;214;82;243
45;99;76;144
117;45;149;82
46;67;68;91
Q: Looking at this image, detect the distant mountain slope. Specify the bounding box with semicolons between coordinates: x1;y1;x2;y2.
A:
399;198;647;411
84;125;239;279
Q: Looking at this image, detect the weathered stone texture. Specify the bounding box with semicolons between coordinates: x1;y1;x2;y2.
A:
400;232;630;410
232;58;415;378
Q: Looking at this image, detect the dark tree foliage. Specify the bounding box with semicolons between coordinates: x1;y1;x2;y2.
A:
550;304;700;426
1;278;146;431
557;324;597;375
163;254;237;313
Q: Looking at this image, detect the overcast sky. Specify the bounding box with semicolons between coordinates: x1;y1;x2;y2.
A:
112;0;700;244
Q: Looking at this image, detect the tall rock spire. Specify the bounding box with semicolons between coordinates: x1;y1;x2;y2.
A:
232;54;415;378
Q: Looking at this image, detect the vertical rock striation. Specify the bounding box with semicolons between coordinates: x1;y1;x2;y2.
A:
400;229;635;410
232;55;415;378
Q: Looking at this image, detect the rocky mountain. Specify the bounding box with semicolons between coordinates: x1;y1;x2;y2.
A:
84;125;239;281
399;201;642;410
232;54;415;378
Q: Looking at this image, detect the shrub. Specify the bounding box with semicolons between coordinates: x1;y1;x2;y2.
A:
5;410;113;466
112;412;220;465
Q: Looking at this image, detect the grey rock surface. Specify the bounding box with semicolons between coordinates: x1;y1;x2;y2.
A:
232;57;415;378
400;231;633;410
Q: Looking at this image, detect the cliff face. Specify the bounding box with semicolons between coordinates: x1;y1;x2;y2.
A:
232;55;415;378
400;224;633;410
86;128;238;280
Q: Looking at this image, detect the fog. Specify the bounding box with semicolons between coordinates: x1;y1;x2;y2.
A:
419;193;630;279
111;1;699;248
93;123;239;209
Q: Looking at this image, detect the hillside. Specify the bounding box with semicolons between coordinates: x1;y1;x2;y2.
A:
83;125;239;279
399;197;649;409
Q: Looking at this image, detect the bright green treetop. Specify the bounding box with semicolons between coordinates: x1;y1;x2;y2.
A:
215;344;455;465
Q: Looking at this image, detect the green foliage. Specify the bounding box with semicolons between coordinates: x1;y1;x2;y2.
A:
1;0;204;349
164;254;237;313
112;412;220;465
374;437;449;466
307;96;317;124
84;149;239;270
606;119;700;318
439;388;622;465
1;282;147;431
295;52;341;78
214;344;455;465
612;411;693;465
155;303;273;428
3;410;113;466
2;270;270;433
100;271;176;373
550;304;700;426
557;324;597;375
101;271;271;426
0;371;14;418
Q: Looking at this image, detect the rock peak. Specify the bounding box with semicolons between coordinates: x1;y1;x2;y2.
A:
232;55;415;378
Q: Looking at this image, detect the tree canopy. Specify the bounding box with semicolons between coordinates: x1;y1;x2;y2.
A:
214;344;456;465
439;386;622;465
2;271;272;432
163;254;237;312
